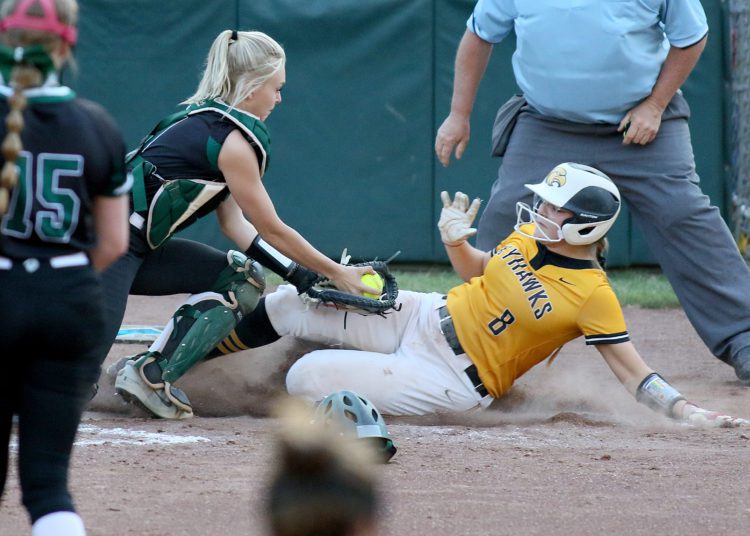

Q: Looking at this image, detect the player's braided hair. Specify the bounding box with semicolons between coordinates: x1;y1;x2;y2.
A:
0;0;78;214
0;56;33;214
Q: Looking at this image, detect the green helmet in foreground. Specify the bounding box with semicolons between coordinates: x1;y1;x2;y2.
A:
313;390;397;463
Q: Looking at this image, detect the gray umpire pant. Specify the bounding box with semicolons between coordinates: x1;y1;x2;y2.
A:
476;95;750;361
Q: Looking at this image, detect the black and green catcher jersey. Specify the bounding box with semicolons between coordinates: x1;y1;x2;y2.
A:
128;99;271;249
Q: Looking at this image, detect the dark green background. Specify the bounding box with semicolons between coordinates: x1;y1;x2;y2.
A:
71;0;729;267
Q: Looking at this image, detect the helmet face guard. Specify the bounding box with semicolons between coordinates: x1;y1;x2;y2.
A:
313;390;397;463
514;163;621;246
515;199;564;243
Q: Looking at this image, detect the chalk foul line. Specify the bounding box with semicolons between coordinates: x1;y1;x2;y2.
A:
75;424;211;446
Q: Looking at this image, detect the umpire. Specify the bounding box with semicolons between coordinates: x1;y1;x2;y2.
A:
435;0;750;383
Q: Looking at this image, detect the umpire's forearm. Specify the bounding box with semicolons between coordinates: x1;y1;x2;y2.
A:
648;36;706;111
449;30;493;118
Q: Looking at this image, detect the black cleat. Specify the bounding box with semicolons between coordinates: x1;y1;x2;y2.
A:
728;347;750;385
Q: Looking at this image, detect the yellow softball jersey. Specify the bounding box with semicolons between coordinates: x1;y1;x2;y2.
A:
447;226;629;398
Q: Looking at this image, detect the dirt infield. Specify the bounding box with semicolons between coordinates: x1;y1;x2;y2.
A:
2;294;750;535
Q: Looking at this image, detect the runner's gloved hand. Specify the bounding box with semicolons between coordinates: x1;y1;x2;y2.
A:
438;191;482;246
680;403;749;428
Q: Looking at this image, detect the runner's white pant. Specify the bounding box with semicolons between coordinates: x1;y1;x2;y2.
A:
267;285;492;416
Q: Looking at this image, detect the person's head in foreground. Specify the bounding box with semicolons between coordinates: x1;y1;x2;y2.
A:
266;396;381;536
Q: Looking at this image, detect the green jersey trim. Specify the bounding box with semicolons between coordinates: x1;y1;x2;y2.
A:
0;83;76;103
186;99;270;176
206;137;221;170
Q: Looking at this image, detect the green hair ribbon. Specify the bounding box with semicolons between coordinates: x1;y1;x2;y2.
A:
0;43;55;83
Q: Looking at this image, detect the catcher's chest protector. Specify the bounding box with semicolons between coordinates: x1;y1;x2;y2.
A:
187;100;271;174
130;100;272;249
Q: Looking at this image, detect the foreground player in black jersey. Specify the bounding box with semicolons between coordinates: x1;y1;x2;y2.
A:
0;0;130;533
106;30;375;420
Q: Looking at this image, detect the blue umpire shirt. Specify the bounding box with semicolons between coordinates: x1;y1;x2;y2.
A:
468;0;709;124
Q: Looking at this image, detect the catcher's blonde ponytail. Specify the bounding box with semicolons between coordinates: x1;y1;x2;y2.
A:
183;29;285;109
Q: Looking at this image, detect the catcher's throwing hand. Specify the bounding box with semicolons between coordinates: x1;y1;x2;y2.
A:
302;261;399;316
679;403;750;429
438;191;482;246
328;264;376;296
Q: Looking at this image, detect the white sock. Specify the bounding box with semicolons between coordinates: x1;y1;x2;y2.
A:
32;511;86;536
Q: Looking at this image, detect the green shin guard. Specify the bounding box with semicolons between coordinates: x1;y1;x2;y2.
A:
148;251;263;382
128;299;246;415
125;251;263;416
160;300;243;383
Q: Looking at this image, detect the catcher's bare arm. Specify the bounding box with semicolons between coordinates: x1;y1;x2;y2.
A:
598;342;748;428
216;198;318;292
218;130;374;295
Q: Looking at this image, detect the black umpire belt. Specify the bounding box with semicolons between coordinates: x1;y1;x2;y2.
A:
438;304;489;398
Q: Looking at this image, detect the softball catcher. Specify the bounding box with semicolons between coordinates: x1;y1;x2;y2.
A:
104;29;375;420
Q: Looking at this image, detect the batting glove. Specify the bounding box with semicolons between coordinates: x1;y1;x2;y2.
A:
438;191;482;246
680;403;750;428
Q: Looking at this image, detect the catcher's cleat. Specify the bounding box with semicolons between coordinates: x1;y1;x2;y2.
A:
114;362;193;419
105;355;138;379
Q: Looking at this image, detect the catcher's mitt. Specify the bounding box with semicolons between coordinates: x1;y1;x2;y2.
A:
301;261;399;315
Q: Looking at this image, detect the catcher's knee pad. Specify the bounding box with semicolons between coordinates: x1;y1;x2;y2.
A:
211;249;265;315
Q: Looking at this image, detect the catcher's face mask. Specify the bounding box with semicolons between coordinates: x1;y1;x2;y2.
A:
313;390;397;463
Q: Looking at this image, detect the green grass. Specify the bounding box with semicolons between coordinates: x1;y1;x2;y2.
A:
266;265;679;309
391;266;463;294
606;267;679;309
